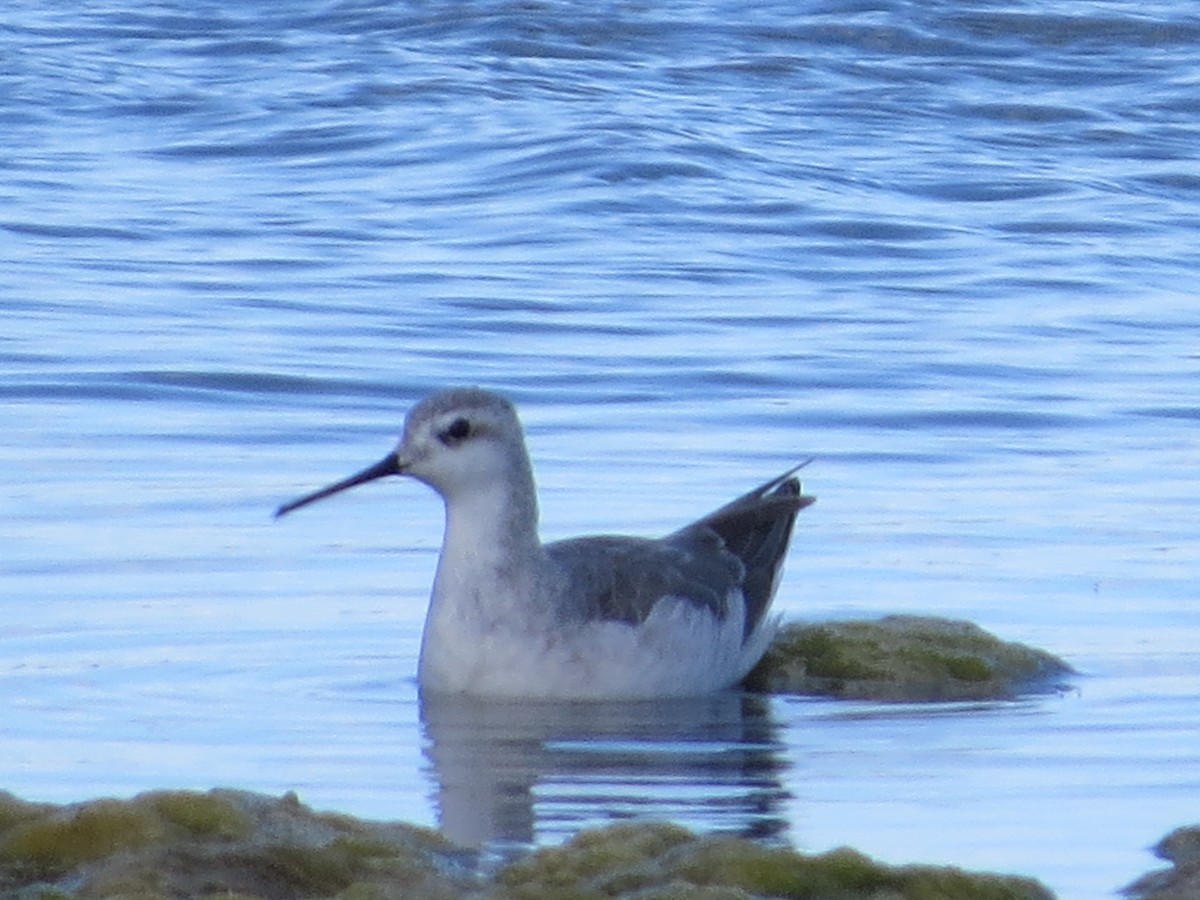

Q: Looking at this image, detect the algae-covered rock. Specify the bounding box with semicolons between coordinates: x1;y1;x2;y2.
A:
494;820;1055;900
0;790;1059;900
1124;824;1200;899
0;789;469;900
747;615;1073;702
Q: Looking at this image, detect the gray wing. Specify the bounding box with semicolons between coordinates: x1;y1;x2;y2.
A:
545;530;742;627
679;463;815;639
545;464;815;640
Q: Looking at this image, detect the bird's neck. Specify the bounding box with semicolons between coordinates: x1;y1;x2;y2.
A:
433;470;543;607
420;471;547;693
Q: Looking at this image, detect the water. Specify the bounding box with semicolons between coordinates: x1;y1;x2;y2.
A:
3;1;1199;897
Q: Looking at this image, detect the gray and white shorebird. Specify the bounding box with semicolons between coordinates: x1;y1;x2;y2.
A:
276;387;815;699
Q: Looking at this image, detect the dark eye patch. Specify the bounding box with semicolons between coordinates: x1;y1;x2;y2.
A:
438;416;472;446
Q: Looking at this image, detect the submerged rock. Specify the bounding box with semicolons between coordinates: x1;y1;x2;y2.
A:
747;615;1073;702
0;789;1057;899
1124;824;1200;899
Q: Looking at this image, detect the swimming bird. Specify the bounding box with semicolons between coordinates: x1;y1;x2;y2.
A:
276;387;814;699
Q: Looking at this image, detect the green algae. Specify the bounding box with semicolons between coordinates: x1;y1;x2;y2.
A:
0;789;259;888
672;840;891;897
747;615;1073;702
144;790;251;840
0;797;164;878
495;822;695;898
494;822;1055;900
0;792;53;834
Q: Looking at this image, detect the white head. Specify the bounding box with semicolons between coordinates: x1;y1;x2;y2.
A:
275;387;534;517
395;387;532;499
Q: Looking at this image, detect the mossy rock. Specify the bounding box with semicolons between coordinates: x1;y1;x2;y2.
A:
747;615;1073;702
0;790;1058;900
494;821;1055;900
0;789;467;900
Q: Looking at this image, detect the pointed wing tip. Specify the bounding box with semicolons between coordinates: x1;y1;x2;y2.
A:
771;458;816;489
771;462;816;509
784;458;817;509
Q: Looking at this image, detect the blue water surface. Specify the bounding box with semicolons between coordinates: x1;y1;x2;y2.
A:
3;2;1199;898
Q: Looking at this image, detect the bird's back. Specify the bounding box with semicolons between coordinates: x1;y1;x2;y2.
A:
547;465;814;645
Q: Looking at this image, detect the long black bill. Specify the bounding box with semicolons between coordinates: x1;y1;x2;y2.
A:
274;453;402;518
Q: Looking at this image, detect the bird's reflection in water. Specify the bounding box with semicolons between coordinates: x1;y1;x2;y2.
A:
420;691;788;854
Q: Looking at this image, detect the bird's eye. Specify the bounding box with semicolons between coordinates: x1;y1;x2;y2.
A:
438;416;472;446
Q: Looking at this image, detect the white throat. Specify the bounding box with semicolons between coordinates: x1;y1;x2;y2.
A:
435;481;541;601
419;476;546;693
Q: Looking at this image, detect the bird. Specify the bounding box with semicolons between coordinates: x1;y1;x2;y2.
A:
275;387;814;700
